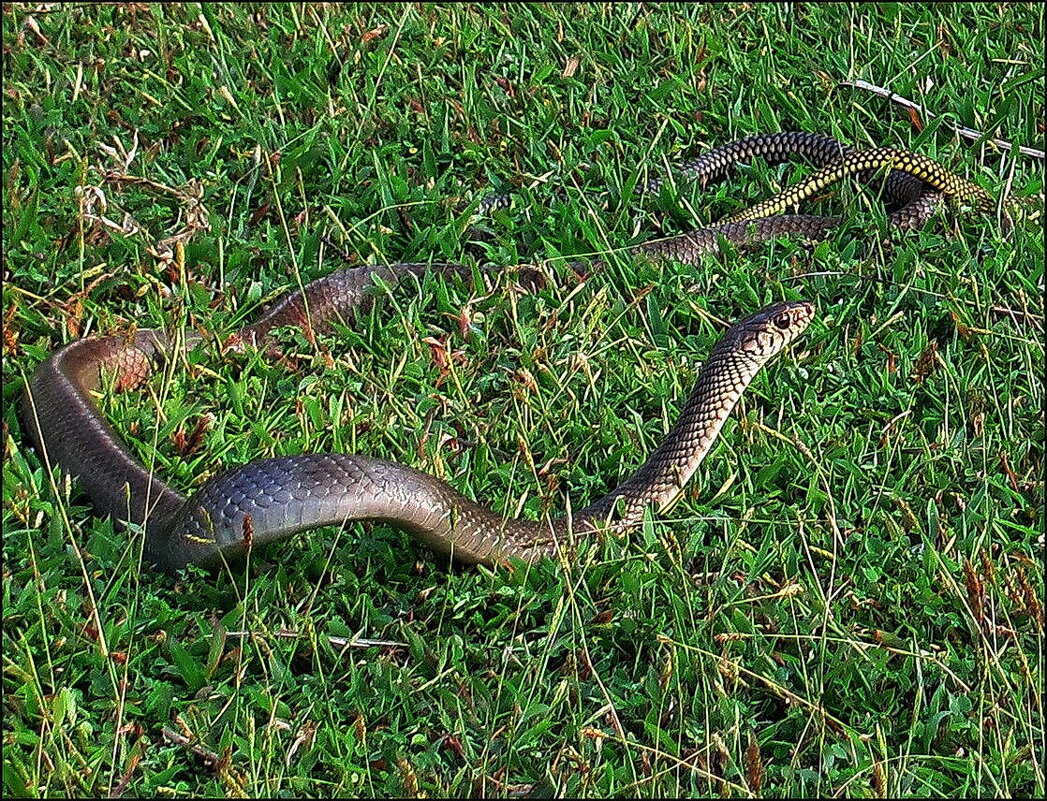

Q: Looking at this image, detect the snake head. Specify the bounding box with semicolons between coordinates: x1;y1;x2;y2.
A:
725;301;815;363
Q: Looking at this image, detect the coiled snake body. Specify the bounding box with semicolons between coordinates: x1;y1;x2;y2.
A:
19;133;994;572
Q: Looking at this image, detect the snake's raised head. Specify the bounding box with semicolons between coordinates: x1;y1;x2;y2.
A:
722;300;815;365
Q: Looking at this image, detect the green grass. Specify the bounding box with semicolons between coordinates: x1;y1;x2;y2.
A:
3;3;1043;797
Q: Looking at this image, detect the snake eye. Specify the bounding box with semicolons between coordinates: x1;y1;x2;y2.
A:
774;313;792;330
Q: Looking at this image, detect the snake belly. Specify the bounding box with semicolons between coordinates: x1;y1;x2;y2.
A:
19;133;990;572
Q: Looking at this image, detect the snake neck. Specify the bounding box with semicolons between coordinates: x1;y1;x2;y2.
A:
489;345;764;562
579;347;757;525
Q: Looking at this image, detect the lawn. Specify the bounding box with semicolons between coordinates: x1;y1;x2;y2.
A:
2;3;1043;797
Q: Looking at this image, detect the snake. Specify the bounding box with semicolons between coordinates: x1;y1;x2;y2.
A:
19;133;995;573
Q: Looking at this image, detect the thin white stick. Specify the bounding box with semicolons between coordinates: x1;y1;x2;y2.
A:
841;78;1044;160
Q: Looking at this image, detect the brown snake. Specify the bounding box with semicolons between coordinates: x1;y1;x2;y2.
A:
19;133;993;572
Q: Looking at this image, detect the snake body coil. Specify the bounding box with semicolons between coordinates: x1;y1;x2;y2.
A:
20;133;993;572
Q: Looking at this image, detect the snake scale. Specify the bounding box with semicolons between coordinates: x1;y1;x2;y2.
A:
19;133;995;572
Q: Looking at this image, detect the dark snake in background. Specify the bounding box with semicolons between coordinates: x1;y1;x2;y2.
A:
19;133;996;573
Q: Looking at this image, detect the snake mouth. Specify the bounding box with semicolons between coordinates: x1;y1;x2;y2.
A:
788;300;816;328
739;300;815;333
781;301;816;346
